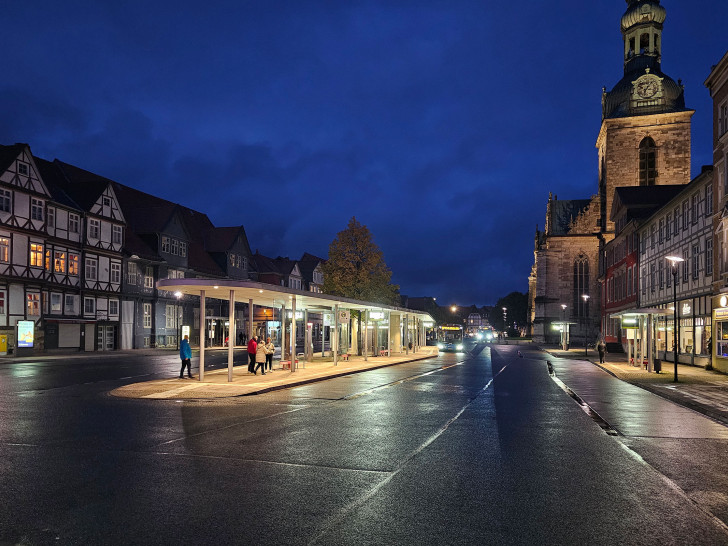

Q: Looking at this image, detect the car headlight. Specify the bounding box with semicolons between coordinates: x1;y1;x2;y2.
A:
456;344;464;351
437;343;444;349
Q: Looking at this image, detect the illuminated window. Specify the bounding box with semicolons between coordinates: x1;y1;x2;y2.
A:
45;249;51;271
54;251;66;273
31;198;43;221
0;292;5;315
27;293;40;316
0;237;8;262
30;243;43;267
143;303;152;328
144;267;154;288
639;137;657;186
68;254;79;276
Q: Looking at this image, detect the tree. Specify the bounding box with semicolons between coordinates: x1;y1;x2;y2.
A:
322;217;400;305
492;292;528;335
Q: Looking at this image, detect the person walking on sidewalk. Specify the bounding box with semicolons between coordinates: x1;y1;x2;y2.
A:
597;338;607;364
179;335;193;378
247;336;258;373
265;337;275;372
255;338;267;375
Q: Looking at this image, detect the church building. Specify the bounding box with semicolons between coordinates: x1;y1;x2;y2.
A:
528;0;693;344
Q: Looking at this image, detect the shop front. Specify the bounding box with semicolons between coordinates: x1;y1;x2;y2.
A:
712;294;728;373
656;296;711;367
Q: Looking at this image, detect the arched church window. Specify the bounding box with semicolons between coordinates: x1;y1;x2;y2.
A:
639;137;657;186
573;255;589;318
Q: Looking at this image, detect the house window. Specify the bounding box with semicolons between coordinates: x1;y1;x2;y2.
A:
84;297;95;315
69;214;80;233
88;219;100;239
144;266;154;288
641;267;647;295
658;260;664;289
0;292;7;315
143;336;151;348
242;256;247;269
707;237;714;276
692;243;700;280
627;266;633;296
682;201;688;231
674;207;680;235
639;137;657;186
143;303;152;328
45;249;51;271
68;254;79;276
706;185;713;217
112;225;122;245
85;258;98;281
65;295;75;313
230;253;236;266
110;262;121;284
18;162;29;175
171;239;179;255
682;249;689;282
27;293;40;316
47;208;55;228
128;262;138;285
103;196;111;207
54;251;66;273
180;242;187;257
0;189;10;213
650;263;656;293
0;237;8;262
166;304;176;328
665;213;671;240
650;225;655;249
31;198;43;221
109;300;119;316
692;194;698;225
658;219;664;244
161;236;170;253
236;255;241;268
50;293;62;312
29;243;43;267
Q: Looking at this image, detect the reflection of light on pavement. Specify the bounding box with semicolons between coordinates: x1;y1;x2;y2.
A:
11;365;40;378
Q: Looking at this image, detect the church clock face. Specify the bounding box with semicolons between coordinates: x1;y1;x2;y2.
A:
636;79;659;99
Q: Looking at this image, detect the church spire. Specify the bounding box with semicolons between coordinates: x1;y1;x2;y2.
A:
621;1;666;73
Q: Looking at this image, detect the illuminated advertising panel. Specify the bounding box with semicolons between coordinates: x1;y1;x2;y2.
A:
17;321;35;348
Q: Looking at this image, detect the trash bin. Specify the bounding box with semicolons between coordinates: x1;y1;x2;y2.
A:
653;359;661;373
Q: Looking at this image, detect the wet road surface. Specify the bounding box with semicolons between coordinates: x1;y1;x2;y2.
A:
1;344;728;544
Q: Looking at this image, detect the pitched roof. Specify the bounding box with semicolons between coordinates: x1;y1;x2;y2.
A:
252;252;282;277
610;185;686;221
33;157;82;210
548;199;592;235
298;252;325;280
0;143;28;174
53;160;115;211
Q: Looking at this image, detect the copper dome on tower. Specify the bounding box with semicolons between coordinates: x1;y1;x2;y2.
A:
621;1;666;33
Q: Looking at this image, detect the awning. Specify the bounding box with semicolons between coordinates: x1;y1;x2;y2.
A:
609;307;672;318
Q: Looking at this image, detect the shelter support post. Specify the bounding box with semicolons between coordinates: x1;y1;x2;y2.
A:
248;299;254;341
199;290;205;381
333;304;339;366
291;296;297;372
364;309;369;361
228;290;235;382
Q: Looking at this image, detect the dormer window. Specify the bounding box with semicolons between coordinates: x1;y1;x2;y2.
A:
18;162;28;176
103;196;111;207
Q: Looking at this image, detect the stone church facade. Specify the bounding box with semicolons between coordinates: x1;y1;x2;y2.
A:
528;0;693;344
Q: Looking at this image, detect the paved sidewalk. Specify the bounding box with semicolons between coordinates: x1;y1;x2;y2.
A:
110;347;439;400
544;346;728;426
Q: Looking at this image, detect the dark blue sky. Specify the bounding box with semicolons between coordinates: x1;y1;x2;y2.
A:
2;1;726;306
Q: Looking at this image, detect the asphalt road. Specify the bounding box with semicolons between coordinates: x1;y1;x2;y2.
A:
1;343;727;545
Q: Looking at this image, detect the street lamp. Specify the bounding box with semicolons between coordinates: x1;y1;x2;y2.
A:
502;307;507;339
581;294;590;356
174;291;182;350
666;256;684;382
561;304;567;350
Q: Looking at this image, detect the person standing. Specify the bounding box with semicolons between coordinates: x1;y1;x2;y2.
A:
265;337;275;372
255;338;267;375
179;335;193;378
247;335;258;373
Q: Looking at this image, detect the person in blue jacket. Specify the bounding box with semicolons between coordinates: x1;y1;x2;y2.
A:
179;335;193;378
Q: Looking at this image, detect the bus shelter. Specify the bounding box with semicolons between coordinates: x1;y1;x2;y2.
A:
157;278;435;381
610;308;671;371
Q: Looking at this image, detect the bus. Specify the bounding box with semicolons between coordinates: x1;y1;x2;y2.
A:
437;324;465;352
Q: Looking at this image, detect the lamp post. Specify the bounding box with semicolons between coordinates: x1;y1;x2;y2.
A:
666;256;684;382
561;304;567;350
581;294;590;356
174;291;182;350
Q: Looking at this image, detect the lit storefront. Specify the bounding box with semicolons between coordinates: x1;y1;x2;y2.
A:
656;295;712;367
712;294;728;374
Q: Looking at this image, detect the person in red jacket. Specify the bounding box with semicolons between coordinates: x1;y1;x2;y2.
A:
247;336;258;373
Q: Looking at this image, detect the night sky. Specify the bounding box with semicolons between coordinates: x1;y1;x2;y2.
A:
3;1;727;307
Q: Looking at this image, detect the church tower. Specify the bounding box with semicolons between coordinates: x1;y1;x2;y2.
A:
597;0;694;233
